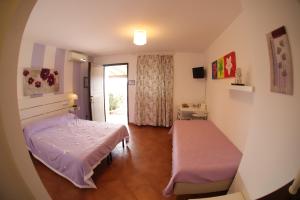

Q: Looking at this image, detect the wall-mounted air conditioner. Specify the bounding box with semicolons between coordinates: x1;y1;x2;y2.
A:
69;51;88;62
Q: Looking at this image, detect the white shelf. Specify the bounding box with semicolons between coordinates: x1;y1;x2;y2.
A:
229;85;254;92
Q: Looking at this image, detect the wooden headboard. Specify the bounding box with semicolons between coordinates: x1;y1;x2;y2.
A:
18;93;73;126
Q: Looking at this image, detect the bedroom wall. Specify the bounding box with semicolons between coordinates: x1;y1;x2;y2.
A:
94;52;205;123
204;8;253;153
173;53;206;120
17;37;93;121
73;61;91;119
17;38;73;100
204;0;300;199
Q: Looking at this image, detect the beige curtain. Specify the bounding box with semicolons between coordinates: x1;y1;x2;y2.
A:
135;55;174;127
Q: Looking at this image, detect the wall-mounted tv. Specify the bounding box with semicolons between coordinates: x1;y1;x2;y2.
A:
192;66;205;79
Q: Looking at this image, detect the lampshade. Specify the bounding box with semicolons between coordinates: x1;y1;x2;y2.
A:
133;30;147;45
69;93;78;100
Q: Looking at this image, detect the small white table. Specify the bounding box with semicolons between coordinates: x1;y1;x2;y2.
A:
192;112;208;120
177;106;208;120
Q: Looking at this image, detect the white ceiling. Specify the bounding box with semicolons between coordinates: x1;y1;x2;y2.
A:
24;0;242;56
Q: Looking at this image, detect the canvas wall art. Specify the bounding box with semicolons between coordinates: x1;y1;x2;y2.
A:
212;51;236;79
267;26;293;95
23;68;59;96
217;57;224;78
224;52;236;77
212;60;217;79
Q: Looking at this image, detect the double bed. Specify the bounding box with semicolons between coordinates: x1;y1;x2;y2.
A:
23;113;129;188
163;120;242;196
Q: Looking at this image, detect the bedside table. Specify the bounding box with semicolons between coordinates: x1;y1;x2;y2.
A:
177;104;208;120
192;112;208;120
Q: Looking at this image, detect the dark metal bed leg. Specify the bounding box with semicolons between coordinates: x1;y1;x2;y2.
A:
122;139;125;148
109;152;112;163
106;155;110;165
106;152;112;165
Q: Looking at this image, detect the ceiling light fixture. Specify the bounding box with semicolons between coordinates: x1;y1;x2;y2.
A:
133;30;147;45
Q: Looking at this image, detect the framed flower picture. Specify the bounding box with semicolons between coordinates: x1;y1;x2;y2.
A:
23;68;59;96
267;26;293;95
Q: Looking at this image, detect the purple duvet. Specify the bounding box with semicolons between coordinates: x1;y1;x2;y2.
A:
163;120;242;196
23;113;129;188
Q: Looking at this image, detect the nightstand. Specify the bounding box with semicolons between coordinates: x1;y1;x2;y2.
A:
192;112;208;120
177;103;208;120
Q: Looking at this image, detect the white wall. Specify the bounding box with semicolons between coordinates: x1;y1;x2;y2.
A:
173;53;205;120
94;53;205;123
205;0;300;199
204;9;253;152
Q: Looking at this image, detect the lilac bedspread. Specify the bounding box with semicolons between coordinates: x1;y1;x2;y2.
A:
23;114;129;188
163;120;242;196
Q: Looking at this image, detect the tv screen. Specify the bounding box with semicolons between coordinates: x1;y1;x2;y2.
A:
192;67;204;79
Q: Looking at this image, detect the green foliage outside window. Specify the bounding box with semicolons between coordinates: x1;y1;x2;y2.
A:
109;93;123;112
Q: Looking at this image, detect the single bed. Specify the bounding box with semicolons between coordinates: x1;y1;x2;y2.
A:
163;120;242;196
23;113;129;188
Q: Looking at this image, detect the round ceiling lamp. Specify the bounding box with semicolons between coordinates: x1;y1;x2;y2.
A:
133;30;147;45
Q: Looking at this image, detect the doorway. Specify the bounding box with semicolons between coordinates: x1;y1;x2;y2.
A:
104;64;128;124
89;63;105;122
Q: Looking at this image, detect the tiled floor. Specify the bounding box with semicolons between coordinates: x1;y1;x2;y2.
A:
32;124;176;200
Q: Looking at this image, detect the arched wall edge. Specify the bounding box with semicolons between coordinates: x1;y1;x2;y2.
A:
0;0;50;199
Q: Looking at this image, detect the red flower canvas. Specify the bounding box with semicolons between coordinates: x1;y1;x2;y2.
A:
23;68;59;96
224;51;236;78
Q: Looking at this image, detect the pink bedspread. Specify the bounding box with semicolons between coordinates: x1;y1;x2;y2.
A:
23;114;129;188
163;120;242;196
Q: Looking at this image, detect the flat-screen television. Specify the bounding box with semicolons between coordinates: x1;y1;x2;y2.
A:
192;67;204;79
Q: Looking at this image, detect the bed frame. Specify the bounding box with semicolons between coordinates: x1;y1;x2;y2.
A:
20;93;129;188
174;179;232;195
18;93;128;165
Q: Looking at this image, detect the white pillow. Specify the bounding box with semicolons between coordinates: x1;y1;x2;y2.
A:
23;113;75;135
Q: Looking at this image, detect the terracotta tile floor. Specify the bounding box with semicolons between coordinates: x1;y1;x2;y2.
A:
32;124;177;200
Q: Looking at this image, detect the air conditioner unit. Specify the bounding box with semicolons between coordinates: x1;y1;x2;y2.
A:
69;51;88;62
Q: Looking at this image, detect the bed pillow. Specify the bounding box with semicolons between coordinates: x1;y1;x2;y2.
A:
23;113;75;135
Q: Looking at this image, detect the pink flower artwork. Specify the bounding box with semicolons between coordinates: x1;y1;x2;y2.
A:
23;68;59;96
40;68;50;80
47;74;55;86
35;81;41;88
28;77;34;84
23;70;29;77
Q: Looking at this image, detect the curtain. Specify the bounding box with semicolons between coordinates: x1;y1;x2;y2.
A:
135;55;174;127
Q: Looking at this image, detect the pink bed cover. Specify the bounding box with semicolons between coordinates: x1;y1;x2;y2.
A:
23;114;129;188
163;120;242;196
